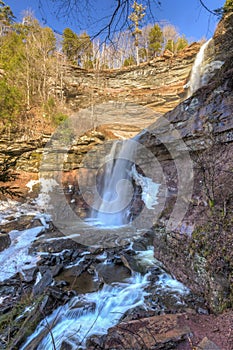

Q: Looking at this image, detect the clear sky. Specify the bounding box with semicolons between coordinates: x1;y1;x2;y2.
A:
6;0;225;41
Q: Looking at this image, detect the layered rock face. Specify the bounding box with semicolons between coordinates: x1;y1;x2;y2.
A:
138;12;233;313
63;43;200;115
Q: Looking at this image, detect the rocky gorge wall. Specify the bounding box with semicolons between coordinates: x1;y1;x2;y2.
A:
137;12;233;313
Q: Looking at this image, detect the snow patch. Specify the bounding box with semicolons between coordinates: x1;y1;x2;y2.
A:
130;165;160;209
0;226;45;281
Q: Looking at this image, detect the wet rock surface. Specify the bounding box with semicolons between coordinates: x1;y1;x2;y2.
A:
98;314;191;350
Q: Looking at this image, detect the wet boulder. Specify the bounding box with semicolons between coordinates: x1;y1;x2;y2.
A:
0;233;11;252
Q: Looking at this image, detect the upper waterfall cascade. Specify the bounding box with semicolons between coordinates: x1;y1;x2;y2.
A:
187;38;224;96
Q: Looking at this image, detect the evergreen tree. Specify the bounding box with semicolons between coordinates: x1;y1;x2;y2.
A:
148;24;163;57
0;78;22;123
0;1;15;36
0;1;15;25
175;35;188;52
128;1;146;65
77;32;93;68
123;55;136;66
0;30;25;120
62;28;79;62
164;39;175;52
164;35;188;54
223;0;233;13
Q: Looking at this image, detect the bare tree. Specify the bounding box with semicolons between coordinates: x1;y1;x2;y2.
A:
162;24;179;52
37;0;223;43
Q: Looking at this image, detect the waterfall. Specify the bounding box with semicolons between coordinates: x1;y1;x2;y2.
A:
188;39;212;95
188;38;224;96
90;139;136;227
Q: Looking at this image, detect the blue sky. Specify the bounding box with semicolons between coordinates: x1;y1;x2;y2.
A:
6;0;225;41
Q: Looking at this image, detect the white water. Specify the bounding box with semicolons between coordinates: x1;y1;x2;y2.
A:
91;139;136;226
21;248;190;350
188;38;224;96
22;273;149;350
188;39;212;95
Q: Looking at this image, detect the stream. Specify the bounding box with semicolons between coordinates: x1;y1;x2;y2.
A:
20;247;190;350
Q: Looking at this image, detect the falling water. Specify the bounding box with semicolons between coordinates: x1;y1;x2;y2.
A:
188;38;224;96
21;273;149;350
90;139;136;226
188;39;212;95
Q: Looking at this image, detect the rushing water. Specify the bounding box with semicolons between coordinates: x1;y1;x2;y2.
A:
20;249;190;350
22;273;149;350
89;138;160;227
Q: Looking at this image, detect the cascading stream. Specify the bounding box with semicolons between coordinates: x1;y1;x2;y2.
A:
20;249;190;350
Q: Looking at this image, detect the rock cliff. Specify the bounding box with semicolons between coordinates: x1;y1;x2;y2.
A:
63;43;200;115
137;12;233;313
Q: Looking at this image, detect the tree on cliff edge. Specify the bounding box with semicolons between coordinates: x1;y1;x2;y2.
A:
128;1;146;65
0;0;15;24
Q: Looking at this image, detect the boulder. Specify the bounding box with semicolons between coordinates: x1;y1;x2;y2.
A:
102;314;190;350
0;233;11;251
197;337;221;350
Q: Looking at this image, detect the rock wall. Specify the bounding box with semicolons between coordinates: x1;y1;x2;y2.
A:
138;12;233;313
63;43;200;114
